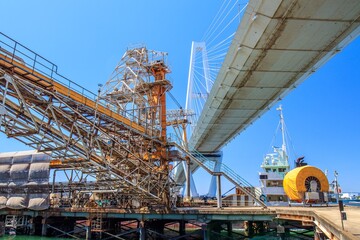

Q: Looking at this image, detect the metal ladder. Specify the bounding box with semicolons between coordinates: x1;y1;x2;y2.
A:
91;212;104;232
172;142;267;208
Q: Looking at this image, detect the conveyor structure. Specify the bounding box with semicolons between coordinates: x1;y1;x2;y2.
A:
0;32;174;207
0;32;268;209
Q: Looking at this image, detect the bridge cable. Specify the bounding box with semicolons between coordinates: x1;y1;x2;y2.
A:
204;0;241;44
207;3;247;47
202;0;232;42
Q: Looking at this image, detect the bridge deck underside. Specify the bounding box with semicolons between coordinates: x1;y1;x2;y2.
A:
190;0;360;152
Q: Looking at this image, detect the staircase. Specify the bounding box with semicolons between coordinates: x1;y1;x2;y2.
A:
172;142;267;208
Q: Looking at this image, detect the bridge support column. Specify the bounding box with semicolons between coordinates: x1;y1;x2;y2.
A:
276;224;286;239
216;174;222;208
227;221;233;237
186;158;191;200
28;217;34;235
206;152;223;198
139;220;146;240
85;219;92;240
41;218;47;236
200;224;207;240
244;221;254;237
179;220;186;236
258;221;266;234
148;220;165;239
205;221;222;239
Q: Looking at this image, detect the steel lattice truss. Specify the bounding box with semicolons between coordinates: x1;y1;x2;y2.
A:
100;47;172;131
0;71;170;202
0;34;174;207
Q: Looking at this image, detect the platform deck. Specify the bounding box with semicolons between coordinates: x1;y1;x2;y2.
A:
1;205;359;239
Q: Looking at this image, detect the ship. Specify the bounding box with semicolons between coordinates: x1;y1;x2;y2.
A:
259;106;330;206
258;105;290;206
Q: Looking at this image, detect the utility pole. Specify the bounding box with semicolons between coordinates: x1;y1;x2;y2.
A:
334;171;339;203
335;173;346;230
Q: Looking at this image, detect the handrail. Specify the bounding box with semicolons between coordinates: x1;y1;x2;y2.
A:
169;135;266;207
0;32;156;135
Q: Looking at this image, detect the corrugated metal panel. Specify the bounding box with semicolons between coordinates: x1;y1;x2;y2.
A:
0;151;50;210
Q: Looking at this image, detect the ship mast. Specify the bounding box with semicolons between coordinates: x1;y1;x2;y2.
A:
277;105;286;155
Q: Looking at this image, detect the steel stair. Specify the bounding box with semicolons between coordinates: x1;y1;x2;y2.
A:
172;141;267;208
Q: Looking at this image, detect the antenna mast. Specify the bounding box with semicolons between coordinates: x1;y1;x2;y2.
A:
277;105;286;154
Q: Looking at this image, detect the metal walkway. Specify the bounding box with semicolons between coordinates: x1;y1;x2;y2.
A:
171;141;267;208
0;32;170;204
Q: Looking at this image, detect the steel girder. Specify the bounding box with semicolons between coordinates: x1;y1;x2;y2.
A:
0;69;172;206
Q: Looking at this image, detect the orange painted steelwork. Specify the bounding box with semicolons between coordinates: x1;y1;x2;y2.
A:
0;53;146;134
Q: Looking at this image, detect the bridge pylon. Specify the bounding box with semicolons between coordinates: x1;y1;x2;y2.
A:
186;41;212;137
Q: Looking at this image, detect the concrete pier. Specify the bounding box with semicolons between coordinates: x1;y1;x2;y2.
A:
0;205;359;239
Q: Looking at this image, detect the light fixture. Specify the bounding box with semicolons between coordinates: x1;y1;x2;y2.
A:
252;14;257;21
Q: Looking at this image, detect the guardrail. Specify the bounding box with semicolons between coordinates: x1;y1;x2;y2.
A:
168;134;266;207
0;32;147;128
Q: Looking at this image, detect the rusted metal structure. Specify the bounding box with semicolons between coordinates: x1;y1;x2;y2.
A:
0;32;268;213
0;33;176;209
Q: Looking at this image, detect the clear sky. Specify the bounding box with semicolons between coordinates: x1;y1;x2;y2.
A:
1;1;360;193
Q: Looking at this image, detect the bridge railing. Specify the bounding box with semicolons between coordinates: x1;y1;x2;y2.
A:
188;149;216;172
219;163;262;195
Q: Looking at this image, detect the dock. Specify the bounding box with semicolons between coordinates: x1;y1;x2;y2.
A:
273;206;360;240
1;1;360;239
0;205;359;239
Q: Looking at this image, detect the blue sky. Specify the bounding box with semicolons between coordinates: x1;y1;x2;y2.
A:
1;1;360;193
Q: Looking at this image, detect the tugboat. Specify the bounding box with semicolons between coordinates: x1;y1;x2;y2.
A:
258;105;290;206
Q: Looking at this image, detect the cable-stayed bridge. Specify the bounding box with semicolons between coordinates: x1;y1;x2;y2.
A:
175;0;360;197
190;0;360;151
0;0;360;209
0;1;360;239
